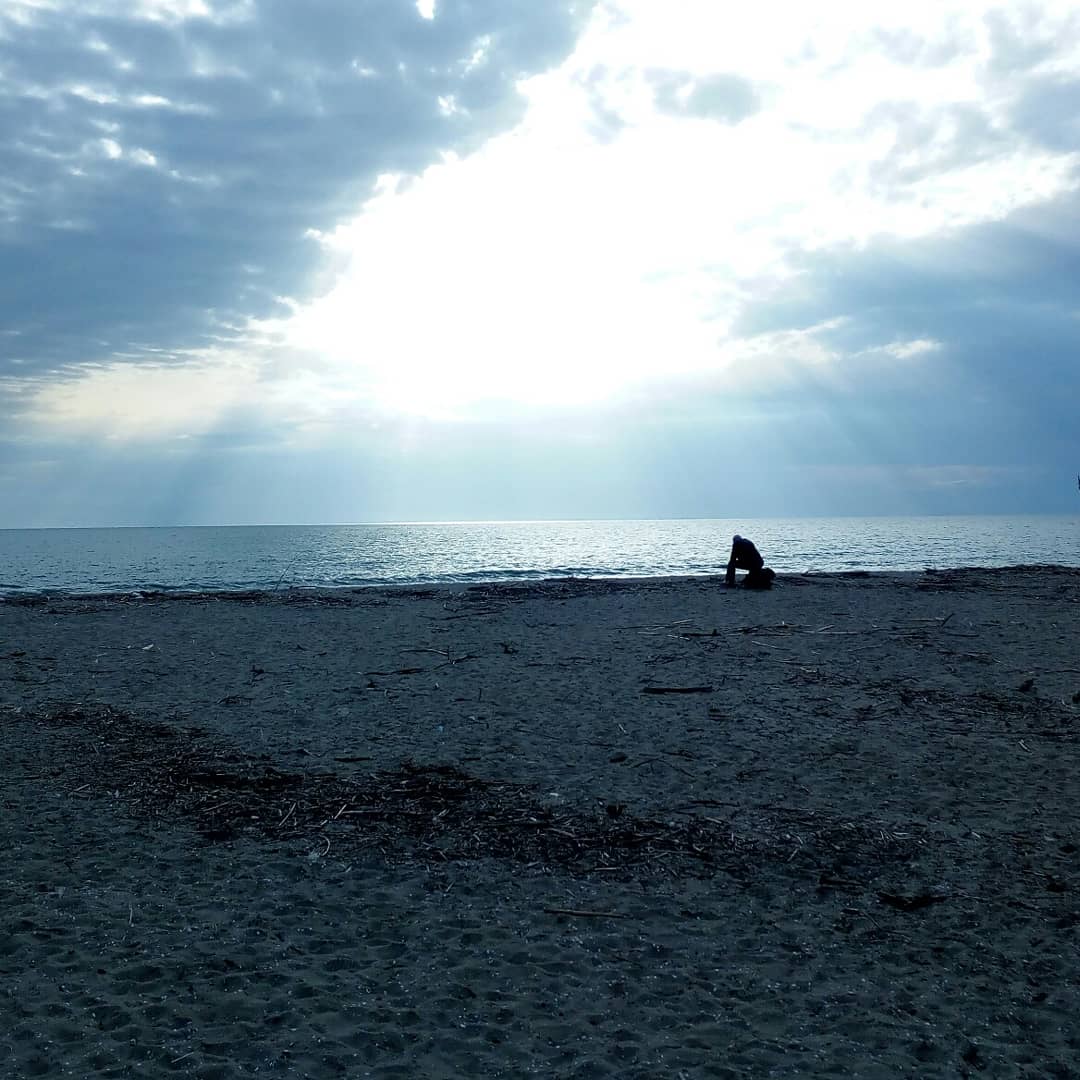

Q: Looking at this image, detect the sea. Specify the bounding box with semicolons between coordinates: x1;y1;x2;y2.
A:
1;516;1078;597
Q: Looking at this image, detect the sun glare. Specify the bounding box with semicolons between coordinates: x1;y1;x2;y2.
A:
265;0;1080;422
286;130;729;417
18;0;1079;443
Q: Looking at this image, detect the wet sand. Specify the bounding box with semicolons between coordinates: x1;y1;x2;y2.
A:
2;567;1079;1078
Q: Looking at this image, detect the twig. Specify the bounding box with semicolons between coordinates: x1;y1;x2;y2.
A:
641;685;713;695
619;619;697;631
431;609;502;620
631;756;696;778
543;907;630;919
433;653;480;669
271;557;299;593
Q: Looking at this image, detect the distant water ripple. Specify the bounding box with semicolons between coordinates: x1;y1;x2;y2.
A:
1;516;1077;595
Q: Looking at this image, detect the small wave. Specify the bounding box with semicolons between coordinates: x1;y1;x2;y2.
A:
2;517;1077;594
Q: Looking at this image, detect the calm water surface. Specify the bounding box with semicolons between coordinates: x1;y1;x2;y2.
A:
1;517;1078;595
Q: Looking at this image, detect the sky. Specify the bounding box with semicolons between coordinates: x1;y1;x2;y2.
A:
2;0;1079;526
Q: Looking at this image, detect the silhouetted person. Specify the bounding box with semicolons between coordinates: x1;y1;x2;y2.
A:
726;534;775;589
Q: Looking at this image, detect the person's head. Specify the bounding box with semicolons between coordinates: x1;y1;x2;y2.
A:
733;534;742;544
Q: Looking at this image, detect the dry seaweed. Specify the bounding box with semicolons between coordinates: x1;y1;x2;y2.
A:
21;703;921;883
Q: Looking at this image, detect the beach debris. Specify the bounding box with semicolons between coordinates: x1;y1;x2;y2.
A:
24;703;926;884
435;652;480;669
543;907;630;919
817;874;864;891
641;685;714;695
400;647;480;669
877;890;950;912
1017;678;1035;693
631;755;696;778
429;608;502;620
217;693;253;706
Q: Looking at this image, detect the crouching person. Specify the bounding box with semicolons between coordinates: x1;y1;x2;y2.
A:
725;535;776;589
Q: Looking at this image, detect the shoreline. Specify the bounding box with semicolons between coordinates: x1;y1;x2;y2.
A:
4;565;1079;1076
3;560;1077;603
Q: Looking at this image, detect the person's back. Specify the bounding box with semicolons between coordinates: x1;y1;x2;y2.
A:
725;534;771;587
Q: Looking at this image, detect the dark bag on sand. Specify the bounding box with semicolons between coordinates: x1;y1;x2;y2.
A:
743;567;776;590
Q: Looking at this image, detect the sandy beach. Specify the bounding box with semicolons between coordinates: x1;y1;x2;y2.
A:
2;566;1079;1078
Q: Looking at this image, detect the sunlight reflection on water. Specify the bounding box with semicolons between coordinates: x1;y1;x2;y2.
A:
1;516;1078;594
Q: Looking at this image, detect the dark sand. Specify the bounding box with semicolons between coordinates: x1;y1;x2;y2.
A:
2;567;1079;1078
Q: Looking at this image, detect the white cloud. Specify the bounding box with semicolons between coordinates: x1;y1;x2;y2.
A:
12;0;1080;453
881;339;941;360
261;0;1079;420
1;0;245;27
18;357;262;440
69;84;118;105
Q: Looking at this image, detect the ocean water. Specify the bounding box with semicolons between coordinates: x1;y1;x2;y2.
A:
0;517;1078;596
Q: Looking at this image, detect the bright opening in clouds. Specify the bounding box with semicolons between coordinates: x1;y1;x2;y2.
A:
2;0;1079;523
280;0;1080;419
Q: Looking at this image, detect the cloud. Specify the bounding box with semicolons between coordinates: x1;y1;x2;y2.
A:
0;0;594;379
14;355;262;439
238;0;1080;428
3;0;1080;523
647;69;760;123
725;193;1080;483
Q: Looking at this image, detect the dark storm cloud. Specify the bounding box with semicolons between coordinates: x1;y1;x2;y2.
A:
1011;75;1080;153
0;0;593;375
731;191;1080;483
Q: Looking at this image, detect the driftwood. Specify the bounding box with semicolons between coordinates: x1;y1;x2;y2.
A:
543;907;630;919
641;685;713;695
878;890;950;912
